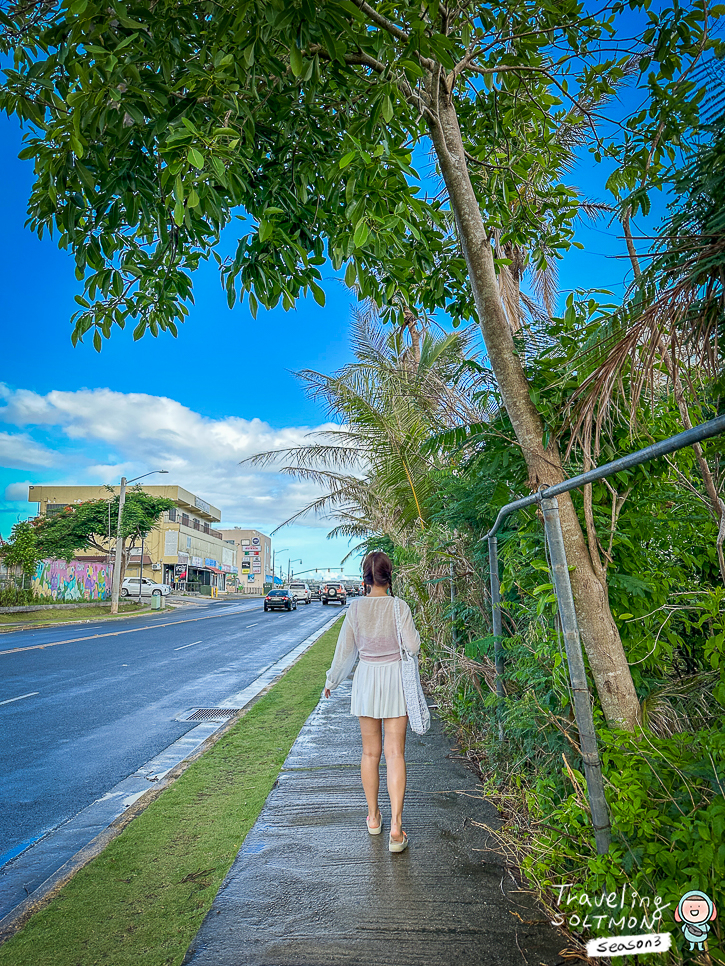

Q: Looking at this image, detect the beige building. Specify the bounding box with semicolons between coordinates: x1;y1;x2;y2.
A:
216;528;273;594
28;484;238;593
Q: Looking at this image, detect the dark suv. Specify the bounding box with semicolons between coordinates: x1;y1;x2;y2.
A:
321;583;347;605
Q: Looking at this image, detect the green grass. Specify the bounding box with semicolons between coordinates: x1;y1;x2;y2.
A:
0;603;151;627
0;617;342;966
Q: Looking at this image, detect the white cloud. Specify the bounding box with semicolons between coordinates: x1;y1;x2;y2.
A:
0;387;343;530
0;431;58;469
4;481;34;502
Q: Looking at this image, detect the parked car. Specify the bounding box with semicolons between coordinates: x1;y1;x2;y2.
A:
264;589;298;612
288;581;312;604
121;577;171;597
321;583;347;605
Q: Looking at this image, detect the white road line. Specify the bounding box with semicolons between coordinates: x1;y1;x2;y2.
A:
174;640;203;651
0;691;39;707
244;623;259;629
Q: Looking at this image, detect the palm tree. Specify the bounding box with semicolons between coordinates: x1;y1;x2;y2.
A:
243;306;488;554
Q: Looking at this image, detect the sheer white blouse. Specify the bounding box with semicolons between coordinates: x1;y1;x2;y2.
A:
325;595;421;691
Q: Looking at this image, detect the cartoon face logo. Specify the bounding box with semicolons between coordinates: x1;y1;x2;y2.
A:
675;891;717;951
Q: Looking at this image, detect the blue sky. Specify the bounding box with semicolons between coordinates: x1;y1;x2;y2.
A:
0;28;670;573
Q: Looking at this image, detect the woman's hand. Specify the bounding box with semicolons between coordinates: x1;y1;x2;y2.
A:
324;688;331;699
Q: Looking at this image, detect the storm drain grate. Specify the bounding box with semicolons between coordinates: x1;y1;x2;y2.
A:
185;708;241;721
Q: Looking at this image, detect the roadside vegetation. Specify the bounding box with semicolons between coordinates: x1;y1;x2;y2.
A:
0;617;340;966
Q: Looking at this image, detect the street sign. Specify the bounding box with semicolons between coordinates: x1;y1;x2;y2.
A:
174;565;187;578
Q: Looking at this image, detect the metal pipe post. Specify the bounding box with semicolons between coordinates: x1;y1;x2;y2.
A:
540;496;611;854
488;536;505;700
449;560;456;645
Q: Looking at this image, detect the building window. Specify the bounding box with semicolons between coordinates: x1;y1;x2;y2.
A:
45;504;69;517
181;513;190;527
168;508;177;523
193;518;200;530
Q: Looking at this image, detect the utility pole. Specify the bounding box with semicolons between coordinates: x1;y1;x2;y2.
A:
110;477;127;616
137;535;144;604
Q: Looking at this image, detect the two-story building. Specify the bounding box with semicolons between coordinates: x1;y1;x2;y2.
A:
27;484;238;593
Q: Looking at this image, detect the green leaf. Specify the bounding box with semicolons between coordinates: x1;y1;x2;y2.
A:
93;329;102;352
289;44;304;78
353;220;369;248
173;200;185;226
188;148;204;169
339;151;356;169
309;280;326;306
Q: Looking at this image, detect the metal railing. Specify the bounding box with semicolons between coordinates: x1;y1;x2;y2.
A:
485;413;725;854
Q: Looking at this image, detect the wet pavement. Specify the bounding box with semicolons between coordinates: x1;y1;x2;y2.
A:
183;681;566;966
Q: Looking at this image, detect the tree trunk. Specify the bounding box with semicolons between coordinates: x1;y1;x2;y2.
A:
427;89;642;731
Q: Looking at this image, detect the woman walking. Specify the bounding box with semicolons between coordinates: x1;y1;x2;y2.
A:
324;551;421;853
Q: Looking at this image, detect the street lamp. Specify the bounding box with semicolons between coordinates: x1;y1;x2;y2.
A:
110;470;168;615
288;558;302;585
273;548;288;587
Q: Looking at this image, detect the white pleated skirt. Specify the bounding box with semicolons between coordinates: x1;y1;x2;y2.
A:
350;658;407;719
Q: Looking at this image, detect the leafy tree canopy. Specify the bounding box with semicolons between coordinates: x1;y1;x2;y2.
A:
33;489;175;561
0;519;42;575
0;0;717;347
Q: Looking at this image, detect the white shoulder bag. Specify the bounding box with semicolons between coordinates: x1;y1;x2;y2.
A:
394;597;430;735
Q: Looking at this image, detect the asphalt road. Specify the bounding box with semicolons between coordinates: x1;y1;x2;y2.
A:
0;598;345;869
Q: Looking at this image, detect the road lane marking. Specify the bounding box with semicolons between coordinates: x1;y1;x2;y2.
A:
0;608;264;657
244;623;259;629
174;640;203;651
0;691;39;707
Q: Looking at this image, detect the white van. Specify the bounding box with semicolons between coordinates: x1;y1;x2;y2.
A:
288;581;312;604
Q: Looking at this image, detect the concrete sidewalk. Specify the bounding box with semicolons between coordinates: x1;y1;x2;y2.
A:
182;681;566;966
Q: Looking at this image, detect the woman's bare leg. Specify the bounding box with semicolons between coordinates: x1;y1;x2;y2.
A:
358;716;382;828
383;716;408;842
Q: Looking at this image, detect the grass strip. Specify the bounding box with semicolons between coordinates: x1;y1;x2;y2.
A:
0;604;150;627
0;617;342;966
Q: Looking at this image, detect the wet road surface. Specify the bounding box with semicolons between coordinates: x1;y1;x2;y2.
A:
0;599;338;869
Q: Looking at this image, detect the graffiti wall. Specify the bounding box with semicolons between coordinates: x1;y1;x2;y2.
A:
33;559;111;602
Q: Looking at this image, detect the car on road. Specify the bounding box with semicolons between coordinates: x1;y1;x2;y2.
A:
264;589;298;612
321;583;347;605
121;577;171;597
310;585;321;601
288;581;312;604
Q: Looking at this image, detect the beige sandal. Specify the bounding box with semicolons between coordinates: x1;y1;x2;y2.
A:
389;831;408;853
366;811;382;835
